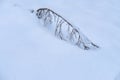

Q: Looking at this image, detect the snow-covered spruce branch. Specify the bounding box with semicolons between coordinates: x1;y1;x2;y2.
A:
32;8;99;50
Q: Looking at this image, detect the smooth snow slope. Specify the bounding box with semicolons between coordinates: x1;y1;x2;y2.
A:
0;0;120;80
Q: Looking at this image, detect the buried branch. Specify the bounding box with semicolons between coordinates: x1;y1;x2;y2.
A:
34;8;99;50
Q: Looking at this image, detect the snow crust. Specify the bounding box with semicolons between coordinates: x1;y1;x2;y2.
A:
0;0;120;80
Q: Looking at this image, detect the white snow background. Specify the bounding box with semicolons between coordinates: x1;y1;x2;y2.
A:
0;0;120;80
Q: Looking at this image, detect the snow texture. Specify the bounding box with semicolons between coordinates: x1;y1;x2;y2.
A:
0;0;120;80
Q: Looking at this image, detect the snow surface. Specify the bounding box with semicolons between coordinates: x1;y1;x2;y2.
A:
0;0;120;80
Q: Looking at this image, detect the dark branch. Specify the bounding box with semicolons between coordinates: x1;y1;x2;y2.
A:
35;8;99;50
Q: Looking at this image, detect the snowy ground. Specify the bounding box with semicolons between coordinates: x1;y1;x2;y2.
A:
0;0;120;80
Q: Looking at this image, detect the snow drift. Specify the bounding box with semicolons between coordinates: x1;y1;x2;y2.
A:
0;0;120;80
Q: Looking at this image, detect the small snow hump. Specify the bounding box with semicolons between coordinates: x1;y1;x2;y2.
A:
34;8;99;50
